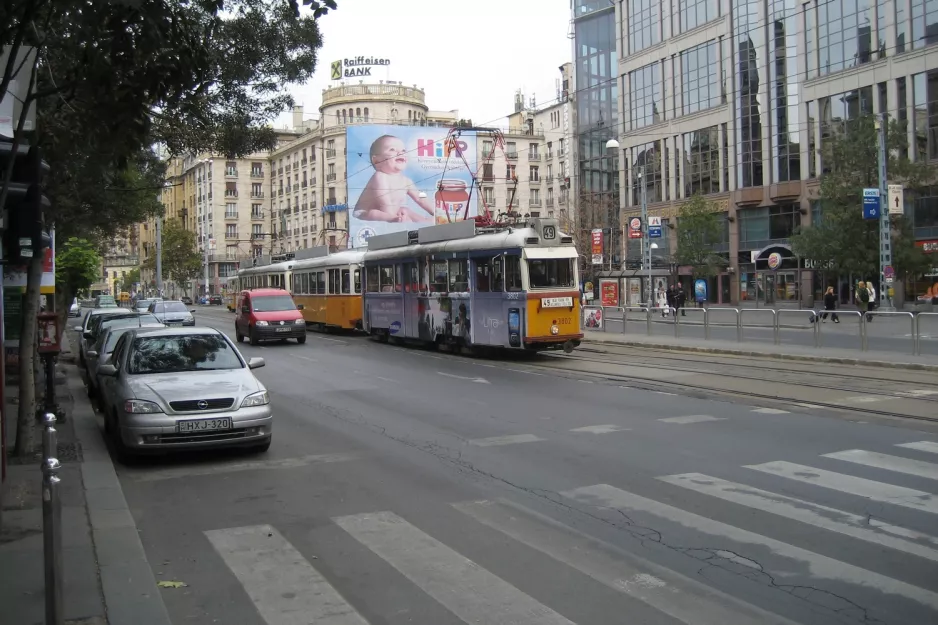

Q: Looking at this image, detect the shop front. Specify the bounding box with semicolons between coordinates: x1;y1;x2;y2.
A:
909;240;938;303
738;245;812;306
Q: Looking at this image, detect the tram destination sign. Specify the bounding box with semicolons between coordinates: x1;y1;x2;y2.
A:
541;297;573;308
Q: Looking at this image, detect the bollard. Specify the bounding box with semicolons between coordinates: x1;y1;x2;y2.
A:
41;413;63;625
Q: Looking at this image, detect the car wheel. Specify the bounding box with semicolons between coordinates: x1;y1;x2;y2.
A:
249;327;259;346
236;327;244;343
109;413;135;464
297;334;307;345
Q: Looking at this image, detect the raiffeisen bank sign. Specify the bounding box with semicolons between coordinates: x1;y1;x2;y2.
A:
330;57;391;79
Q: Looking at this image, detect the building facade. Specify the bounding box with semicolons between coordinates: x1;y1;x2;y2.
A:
612;0;938;305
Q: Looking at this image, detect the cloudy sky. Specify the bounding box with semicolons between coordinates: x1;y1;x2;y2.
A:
279;0;572;130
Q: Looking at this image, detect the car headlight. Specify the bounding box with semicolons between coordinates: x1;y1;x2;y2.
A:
256;320;269;326
241;390;269;407
123;399;163;414
294;318;306;325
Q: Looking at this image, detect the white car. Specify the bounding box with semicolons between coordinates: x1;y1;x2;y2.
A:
69;298;81;317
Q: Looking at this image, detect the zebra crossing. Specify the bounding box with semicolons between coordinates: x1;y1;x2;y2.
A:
194;438;938;625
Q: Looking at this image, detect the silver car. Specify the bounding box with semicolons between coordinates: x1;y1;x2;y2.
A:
86;321;165;397
148;300;195;326
75;308;139;368
96;326;271;459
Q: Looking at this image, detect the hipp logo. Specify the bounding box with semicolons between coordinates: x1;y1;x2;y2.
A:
416;137;468;158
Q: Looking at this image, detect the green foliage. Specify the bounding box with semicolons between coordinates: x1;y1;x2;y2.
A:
141;218;202;284
674;194;726;277
119;267;141;292
791;115;931;279
55;237;101;293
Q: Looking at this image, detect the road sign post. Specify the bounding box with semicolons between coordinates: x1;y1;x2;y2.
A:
862;188;880;220
876;114;893;311
887;184;904;215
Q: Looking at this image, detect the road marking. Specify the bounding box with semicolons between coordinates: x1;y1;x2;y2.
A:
469;434;545;447
561;484;938;611
840;395;891;404
505;368;544;376
751;407;790;414
897;441;938;455
570;425;631;434
823;449;938;481
794;403;826;410
653;391;677;396
316;336;347;344
746;461;938;515
658;415;726;425
334;511;576;625
659;473;938;563
437;371;490;384
898;390;938;398
577;379;595;384
375;376;397;383
453;499;795;625
130;453;358;482
206;525;368;625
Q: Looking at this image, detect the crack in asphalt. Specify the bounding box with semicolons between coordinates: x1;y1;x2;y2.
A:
289;390;889;625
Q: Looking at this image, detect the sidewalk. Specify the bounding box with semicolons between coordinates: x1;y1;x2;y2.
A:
1;337;171;625
582;330;938;370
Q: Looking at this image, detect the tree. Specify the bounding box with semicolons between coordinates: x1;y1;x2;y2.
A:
119;268;141;293
791;115;932;283
1;0;340;457
54;237;101;327
141;218;202;287
673;193;726;277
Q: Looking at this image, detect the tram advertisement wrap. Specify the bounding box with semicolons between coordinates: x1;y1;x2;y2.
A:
346;125;479;248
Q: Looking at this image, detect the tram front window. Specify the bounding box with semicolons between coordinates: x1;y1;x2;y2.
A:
527;258;575;289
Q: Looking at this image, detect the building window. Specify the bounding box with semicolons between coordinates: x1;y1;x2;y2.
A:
629;61;663;129
818;86;873;173
805;2;817;79
364;107;369;121
806;101;818;178
735;0;765;188
225;224;238;239
683;125;721;196
679;0;718;33
629;141;663;205
680;40;721;115
529;165;539;181
911;0;938;50
898;77;909;160
225;203;237;218
738;204;802;249
483;164;494;182
912;71;938;160
817;0;876;76
628;0;660;54
897;0;909;53
771;5;801;182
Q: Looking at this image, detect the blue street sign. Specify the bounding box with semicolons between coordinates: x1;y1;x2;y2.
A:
862;188;881;220
648;226;662;238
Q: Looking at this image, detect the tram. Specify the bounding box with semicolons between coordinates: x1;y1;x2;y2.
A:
361;218;582;353
228;260;295;311
290;250;365;330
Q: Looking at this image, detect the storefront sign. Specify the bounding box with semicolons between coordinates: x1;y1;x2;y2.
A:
591;229;603;265
917;240;938;253
331;57;391;79
648;215;662;238
767;252;783;270
628;217;643;239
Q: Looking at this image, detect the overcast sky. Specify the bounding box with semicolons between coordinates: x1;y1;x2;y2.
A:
279;0;572;130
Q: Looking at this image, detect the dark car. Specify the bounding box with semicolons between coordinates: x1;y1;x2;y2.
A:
209;295;224;305
181;296;193;305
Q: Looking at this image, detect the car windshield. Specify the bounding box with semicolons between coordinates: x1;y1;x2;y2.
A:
96;296;117;307
101;314;160;333
154;302;188;313
128;334;243;374
251;295;296;312
89;312;130;334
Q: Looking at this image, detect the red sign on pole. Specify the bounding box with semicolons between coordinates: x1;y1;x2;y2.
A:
590;229;603;256
37;313;61;354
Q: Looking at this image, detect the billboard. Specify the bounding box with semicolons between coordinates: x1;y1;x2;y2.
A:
346;125;478;248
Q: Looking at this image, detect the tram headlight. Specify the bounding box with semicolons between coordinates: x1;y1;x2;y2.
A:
551;324;560;335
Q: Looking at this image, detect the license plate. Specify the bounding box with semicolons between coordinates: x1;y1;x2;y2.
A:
176;417;232;432
275;326;291;332
541;297;573;308
166;322;182;326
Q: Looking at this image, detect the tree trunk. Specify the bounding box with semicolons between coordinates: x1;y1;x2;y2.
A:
13;253;44;458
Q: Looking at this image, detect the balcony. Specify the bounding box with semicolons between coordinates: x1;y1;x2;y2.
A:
302;226;309;234
285;185;292;193
556;148;566;157
310;177;317;185
528;153;541;161
225;231;239;240
529;177;541;184
546;152;553;160
278;189;283;197
225;168;238;177
224;191;238;198
250;190;264;198
224;212;238;220
546;199;554;208
325;149;337;158
251;211;264;220
326;221;337;230
326;173;337;182
506;152;518;160
301;158;307;165
278;167;283;174
528;199;542;208
326;197;337;205
301;181;308;188
251;169;264;178
558;196;567;205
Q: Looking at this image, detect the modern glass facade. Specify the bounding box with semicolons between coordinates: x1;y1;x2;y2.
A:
680;40;723;115
574;3;619;266
733;0;764;188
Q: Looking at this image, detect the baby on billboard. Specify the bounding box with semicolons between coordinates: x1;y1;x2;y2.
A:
353;135;435;223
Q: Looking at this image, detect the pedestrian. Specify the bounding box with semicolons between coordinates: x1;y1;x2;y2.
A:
675;282;686;316
820;286;839;323
866;281;877;320
666;284;675;317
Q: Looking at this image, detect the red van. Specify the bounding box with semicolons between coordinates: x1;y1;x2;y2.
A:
235;288;307;345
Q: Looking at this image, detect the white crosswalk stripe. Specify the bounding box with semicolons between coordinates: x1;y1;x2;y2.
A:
898;441;938;455
822;449;938;481
205;525;368;625
745;461;938;515
659;472;938;563
561;483;938;611
334;511;575;625
658;415;725;424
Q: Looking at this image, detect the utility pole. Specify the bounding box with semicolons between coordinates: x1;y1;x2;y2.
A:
640;165;650;304
154;216;163;297
204;232;211;298
876;113;892;311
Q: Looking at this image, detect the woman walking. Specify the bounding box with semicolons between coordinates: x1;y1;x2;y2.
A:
820;286;839;323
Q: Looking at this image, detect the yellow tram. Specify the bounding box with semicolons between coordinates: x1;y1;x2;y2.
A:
290;250;365;330
228;260;295;311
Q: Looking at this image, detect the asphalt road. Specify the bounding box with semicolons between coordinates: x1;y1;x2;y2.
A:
109;305;938;625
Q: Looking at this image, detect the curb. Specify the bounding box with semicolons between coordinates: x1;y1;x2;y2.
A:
582;336;938;372
66;364;173;625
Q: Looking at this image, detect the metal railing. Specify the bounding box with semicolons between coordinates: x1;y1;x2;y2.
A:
584;305;936;357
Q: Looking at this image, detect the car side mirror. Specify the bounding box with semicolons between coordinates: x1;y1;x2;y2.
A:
247;357;266;370
98;364;118;377
296;304;305;311
190;309;196;314
87;350;98;358
83;331;93;340
73;325;83;332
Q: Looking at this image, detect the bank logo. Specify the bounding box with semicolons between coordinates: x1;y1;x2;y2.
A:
330;60;342;80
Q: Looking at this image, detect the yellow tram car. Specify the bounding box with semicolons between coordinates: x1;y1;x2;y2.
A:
228;261;295;311
290;250;365;331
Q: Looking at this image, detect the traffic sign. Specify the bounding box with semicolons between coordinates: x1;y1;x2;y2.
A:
883;265;894;279
648;226;662;238
887;184;904;215
628;217;643;239
862;188;880;220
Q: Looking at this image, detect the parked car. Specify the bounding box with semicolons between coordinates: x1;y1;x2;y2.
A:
81;313;162;368
75;309;138;368
69;298;81;317
234;288;306;345
148;300;196;326
180;296;193;305
93;294;118;308
96;326;271;458
85;321;165;397
134;298;160;313
209;295;224;306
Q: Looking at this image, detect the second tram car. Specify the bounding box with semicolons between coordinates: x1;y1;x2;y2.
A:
290;250;365;330
361;218;581;352
230;261;295;311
